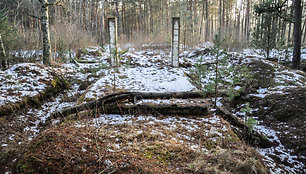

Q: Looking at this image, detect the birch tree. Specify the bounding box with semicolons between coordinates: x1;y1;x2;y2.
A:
0;32;7;69
39;0;52;65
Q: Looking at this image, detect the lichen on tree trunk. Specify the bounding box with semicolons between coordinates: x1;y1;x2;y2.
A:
40;0;52;65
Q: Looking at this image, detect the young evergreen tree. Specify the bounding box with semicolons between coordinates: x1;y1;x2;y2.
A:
0;8;16;70
252;1;274;59
252;0;290;59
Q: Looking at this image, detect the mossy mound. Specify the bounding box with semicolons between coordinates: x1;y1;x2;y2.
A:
16;125;177;174
14;117;268;174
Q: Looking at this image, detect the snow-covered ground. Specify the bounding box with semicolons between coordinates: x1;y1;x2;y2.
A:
1;43;305;173
242;47;306;62
84;67;196;100
0;63;65;106
75;113;231;153
78;44;305;173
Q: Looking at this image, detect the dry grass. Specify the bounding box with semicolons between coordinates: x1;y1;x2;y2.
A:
13;112;268;173
189;147;268;173
16;125;177;174
50;22;98;52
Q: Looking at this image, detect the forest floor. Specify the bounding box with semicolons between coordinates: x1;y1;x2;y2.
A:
0;44;305;173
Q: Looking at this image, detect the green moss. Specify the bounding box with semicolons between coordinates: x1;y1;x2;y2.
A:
144;144;177;164
17;163;27;173
203;140;217;150
31;97;41;106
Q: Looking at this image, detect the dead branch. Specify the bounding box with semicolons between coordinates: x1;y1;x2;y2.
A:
216;105;272;148
49;91;204;119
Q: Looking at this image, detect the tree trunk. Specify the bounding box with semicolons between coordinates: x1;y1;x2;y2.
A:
40;0;52;65
292;0;302;69
0;32;7;70
115;0;120;36
139;2;143;33
205;0;209;41
219;0;222;31
287;0;293;44
303;20;306;43
149;0;153;34
245;0;250;42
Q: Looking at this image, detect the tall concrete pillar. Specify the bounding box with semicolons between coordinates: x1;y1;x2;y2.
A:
108;17;118;67
171;17;180;67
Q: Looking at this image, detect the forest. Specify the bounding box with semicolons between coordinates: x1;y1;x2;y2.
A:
0;0;305;173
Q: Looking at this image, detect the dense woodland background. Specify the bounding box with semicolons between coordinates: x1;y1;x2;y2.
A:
0;0;305;66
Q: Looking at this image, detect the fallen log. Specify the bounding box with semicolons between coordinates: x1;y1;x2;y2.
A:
99;103;209;116
48;91;272;148
48;91;204;120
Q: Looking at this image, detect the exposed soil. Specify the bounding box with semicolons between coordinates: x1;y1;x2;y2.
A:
249;88;305;156
222;58;306;172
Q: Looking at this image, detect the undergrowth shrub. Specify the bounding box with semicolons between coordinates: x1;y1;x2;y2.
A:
6;22;98;65
0;9;20;69
50;22;98;52
191;34;255;103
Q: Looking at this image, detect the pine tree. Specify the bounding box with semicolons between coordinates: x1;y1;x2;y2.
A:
292;0;302;69
0;8;14;70
252;0;291;59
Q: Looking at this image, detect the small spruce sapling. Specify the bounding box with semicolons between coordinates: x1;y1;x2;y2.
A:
212;34;226;108
191;35;254;106
240;102;258;132
247;117;258;132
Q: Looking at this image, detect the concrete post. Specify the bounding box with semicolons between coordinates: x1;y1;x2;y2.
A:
171;17;180;67
108;17;118;67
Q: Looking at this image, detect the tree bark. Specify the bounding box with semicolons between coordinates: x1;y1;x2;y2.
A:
292;0;302;69
115;0;120;35
40;0;52;65
0;32;7;70
205;0;209;41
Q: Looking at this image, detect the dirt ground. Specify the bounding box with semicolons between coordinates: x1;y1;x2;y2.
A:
249;88;305;158
227;60;306;172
